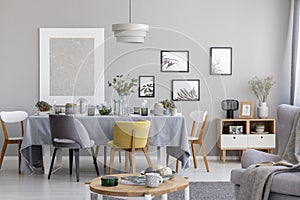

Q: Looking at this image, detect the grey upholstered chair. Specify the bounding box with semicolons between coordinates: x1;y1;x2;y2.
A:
48;115;99;182
231;104;300;199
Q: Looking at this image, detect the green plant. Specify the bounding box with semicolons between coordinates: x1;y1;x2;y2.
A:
98;104;112;115
108;74;138;96
35;101;52;111
160;99;176;109
248;76;275;103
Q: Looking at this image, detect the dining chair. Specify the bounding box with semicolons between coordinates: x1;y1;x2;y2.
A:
167;111;210;172
0;111;28;174
48;115;99;182
95;146;122;170
108;120;152;174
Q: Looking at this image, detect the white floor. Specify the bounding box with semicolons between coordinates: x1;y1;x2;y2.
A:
0;156;240;200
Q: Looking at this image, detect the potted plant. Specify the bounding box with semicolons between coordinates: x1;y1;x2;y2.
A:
160;99;176;115
248;76;275;118
35;101;52;112
98;104;112;115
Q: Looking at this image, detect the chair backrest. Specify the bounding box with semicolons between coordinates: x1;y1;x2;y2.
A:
0;111;28;123
0;111;28;139
113;120;151;149
189;111;208;139
49;115;91;148
277;104;300;156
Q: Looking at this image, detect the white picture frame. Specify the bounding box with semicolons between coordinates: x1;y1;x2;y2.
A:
39;28;104;105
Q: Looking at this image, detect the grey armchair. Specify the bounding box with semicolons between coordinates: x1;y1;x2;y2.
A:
48;115;99;182
231;104;300;199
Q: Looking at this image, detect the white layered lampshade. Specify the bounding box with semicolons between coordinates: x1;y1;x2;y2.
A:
112;23;149;43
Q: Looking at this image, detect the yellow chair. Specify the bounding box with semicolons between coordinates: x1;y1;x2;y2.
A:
167;111;209;172
0;111;28;174
108;120;152;174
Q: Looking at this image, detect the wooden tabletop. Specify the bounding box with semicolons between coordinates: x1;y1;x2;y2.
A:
89;173;189;197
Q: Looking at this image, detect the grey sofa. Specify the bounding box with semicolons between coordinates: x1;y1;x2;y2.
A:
231;104;300;200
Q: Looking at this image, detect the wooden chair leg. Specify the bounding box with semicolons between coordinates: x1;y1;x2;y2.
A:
0;140;8;168
69;149;73;175
130;152;136;173
125;151;129;173
18;141;22;174
95;146;100;158
48;148;57;179
40;159;45;173
191;143;198;168
109;148;115;175
143;149;152;167
176;160;180;173
91;147;99;176
200;144;209;172
74;149;80;182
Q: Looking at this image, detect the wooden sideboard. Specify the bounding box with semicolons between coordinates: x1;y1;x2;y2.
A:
217;118;276;163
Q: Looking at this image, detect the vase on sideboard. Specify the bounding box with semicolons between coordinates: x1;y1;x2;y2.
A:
258;102;268;118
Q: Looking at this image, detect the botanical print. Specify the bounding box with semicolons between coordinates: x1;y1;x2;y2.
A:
161;51;189;72
211;47;232;75
172;80;200;101
139;76;155;97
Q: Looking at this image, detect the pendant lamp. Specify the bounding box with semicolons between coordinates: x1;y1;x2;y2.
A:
112;0;149;43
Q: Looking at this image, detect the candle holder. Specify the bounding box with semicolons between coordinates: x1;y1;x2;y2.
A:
141;108;148;116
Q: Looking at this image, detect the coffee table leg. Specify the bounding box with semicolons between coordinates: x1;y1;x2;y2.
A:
144;194;152;200
184;185;190;200
162;194;168;200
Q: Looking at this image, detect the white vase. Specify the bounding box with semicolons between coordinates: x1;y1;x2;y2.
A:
258;102;268;118
170;108;177;116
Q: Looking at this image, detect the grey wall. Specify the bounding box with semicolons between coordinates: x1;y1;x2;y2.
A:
0;0;292;156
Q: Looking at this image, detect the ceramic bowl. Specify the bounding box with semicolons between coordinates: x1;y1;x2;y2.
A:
101;176;118;186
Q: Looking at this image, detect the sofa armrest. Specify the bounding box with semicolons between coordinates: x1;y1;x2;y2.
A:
241;149;281;168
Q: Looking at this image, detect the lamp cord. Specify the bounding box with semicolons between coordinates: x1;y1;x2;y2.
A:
129;0;132;23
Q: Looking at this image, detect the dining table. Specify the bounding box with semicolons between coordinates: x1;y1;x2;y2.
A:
20;114;191;175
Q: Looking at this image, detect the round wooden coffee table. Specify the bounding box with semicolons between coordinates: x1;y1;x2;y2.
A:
86;173;189;200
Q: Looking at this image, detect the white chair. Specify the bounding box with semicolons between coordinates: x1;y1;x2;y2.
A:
0;111;28;174
167;111;209;172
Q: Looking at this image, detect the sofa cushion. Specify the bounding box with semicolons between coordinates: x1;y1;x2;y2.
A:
231;168;300;197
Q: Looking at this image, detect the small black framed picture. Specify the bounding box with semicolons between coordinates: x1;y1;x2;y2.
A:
210;47;232;75
138;76;155;98
161;50;189;72
172;79;200;101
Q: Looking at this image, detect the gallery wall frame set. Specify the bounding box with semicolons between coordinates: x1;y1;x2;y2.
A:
171;79;200;101
210;47;232;75
161;50;189;72
138;75;155;98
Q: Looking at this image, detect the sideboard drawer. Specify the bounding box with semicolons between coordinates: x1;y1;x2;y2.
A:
220;135;247;148
248;134;275;148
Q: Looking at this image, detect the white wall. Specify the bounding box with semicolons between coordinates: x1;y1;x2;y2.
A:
0;0;292;156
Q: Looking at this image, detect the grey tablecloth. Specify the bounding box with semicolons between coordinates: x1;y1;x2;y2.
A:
21;115;190;174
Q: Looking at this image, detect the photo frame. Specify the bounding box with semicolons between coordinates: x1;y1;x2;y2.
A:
138;76;155;98
239;101;254;118
161;50;189;72
39;28;104;105
210;47;232;75
172;79;200;101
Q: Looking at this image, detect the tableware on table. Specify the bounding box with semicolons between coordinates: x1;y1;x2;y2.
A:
101;176;119;186
145;173;163;188
88;105;95;116
134;107;140;115
154;103;164;116
141;107;148;116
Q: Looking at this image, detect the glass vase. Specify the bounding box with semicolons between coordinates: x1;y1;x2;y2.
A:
114;95;129;116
